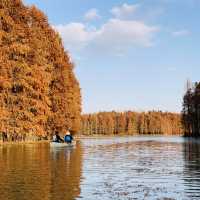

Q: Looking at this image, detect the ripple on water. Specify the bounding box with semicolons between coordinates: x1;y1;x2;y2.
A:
0;136;200;200
78;136;200;200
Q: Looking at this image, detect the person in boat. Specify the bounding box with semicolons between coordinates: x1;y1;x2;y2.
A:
52;131;64;143
64;129;73;144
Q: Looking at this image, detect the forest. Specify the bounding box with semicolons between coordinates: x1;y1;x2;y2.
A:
0;0;81;141
81;111;183;135
182;81;200;137
0;0;193;142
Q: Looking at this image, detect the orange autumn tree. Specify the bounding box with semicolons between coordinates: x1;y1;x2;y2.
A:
0;0;81;141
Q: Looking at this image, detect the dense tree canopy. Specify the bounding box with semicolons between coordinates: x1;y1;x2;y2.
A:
182;82;200;137
81;111;183;135
0;0;81;141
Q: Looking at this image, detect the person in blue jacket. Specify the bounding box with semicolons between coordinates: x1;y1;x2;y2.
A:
64;130;73;144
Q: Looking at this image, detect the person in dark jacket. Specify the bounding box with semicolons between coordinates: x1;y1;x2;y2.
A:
52;131;64;143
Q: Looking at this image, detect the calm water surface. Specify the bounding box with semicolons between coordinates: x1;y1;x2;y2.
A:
0;136;200;200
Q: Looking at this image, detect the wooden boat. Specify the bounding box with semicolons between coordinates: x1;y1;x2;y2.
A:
50;141;76;148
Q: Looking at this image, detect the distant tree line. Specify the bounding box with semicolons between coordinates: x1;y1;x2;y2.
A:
81;111;183;135
182;81;200;137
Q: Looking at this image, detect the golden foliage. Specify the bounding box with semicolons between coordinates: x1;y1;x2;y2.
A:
0;0;81;141
81;111;183;135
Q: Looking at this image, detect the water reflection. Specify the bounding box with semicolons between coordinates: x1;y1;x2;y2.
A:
79;137;185;200
2;137;200;200
50;144;82;200
0;142;83;200
183;138;200;200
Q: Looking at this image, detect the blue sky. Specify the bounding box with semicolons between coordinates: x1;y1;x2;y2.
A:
24;0;200;113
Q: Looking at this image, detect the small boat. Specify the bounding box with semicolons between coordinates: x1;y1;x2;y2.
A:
50;141;76;148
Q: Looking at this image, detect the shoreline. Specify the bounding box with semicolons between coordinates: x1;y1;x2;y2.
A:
0;134;185;145
0;140;50;145
76;134;183;138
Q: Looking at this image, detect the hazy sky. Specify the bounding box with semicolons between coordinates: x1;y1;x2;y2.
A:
24;0;200;113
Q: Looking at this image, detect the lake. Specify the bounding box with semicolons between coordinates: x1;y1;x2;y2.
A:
0;136;200;200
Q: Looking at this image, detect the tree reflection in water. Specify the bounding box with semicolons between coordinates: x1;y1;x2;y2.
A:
50;142;83;200
0;142;83;200
183;138;200;200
